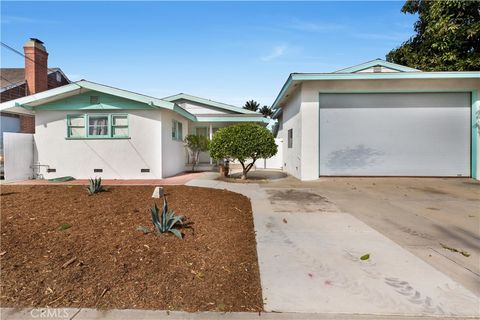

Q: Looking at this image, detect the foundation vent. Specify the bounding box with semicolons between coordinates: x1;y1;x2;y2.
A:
93;169;103;173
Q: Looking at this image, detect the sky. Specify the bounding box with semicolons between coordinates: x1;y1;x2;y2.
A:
1;1;417;106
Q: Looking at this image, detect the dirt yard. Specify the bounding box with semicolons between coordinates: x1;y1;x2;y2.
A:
0;185;262;312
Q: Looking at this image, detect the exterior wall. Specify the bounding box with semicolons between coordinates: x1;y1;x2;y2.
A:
20;115;35;133
34;109;163;179
293;78;480;180
178;101;234;115
161;109;188;177
278;86;302;179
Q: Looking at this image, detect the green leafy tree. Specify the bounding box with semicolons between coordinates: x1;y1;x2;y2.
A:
209;124;277;179
184;134;210;172
259;105;275;118
243;100;260;112
386;0;480;71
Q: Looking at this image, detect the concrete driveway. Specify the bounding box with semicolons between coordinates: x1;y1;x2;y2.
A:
265;177;480;297
187;176;479;317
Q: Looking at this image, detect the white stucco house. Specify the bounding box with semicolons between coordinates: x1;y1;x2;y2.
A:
0;80;268;180
273;59;480;181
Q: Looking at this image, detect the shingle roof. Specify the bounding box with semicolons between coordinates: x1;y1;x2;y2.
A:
0;67;67;88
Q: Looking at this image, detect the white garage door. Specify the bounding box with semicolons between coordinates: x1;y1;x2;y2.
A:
319;92;470;176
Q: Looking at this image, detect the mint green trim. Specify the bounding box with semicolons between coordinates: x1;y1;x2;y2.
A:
173;104;197;122
272;72;480;110
472;90;478;179
65;137;131;140
334;59;420;73
164;93;260;115
195;116;269;123
67;112;129;139
317;90;478;178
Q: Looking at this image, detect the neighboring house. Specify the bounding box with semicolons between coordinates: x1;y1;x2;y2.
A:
0;38;70;134
0;80;267;180
273;59;480;180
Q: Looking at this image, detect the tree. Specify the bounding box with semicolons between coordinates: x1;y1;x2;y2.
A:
386;0;480;71
209;124;277;179
243;100;260;112
184;134;210;172
259;105;275;117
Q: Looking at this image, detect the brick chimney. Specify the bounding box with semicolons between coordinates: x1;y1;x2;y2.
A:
23;38;48;95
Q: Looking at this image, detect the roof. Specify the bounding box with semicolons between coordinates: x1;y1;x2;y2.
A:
334;59;420;73
0;80;269;124
0;67;70;92
271;59;480;115
163;93;260;115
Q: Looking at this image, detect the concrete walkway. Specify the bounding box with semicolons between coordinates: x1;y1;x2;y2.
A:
185;179;479;317
2;307;476;320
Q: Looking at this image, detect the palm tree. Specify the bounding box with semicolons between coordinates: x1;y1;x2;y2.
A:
243;100;260;112
259;105;274;117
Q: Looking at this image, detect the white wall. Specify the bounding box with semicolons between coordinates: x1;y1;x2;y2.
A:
283;78;480;180
35;110;163;179
278;86;302;179
161;110;189;177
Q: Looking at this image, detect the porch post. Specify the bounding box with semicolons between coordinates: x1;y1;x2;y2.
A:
209;124;213;165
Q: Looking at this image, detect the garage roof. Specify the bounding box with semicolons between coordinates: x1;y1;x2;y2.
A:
271;59;480;116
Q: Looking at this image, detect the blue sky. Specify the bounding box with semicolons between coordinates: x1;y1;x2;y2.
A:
1;1;417;106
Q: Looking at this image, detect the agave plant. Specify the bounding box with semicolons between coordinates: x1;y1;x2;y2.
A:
150;196;184;239
87;177;104;195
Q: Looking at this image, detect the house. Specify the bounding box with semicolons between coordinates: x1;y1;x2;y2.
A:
273;59;480;180
1;38;70;135
0;80;267;180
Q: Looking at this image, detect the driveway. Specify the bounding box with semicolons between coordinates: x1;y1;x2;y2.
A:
187;176;479;317
265;177;480;297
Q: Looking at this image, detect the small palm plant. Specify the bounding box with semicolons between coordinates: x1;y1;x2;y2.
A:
87;177;104;195
150;196;185;239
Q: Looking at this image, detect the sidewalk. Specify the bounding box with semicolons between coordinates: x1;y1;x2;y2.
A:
1;307;475;320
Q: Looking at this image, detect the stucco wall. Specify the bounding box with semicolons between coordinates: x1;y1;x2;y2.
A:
35;110;163;179
278;86;302;179
161;109;188;177
294;78;480;180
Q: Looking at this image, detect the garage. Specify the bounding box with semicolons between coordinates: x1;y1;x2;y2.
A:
318;92;471;176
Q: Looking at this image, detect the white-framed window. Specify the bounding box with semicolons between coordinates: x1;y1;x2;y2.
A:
172;120;183;141
66;113;129;139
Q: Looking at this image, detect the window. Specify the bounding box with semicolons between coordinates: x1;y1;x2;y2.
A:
67;113;129;139
288;129;293;148
88;115;109;137
172;120;183;141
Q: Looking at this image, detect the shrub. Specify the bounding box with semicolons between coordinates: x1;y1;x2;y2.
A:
87;177;104;195
184;134;210;171
150;196;185;239
209;123;277;179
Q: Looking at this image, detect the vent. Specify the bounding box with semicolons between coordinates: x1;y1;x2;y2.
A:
47;168;56;173
373;65;382;73
93;169;103;173
141;168;150;173
90;96;99;104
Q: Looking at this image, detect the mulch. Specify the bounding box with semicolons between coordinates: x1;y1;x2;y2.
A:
0;185;263;312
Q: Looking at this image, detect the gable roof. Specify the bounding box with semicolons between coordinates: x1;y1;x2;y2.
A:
163;93;260;115
334;59;420;73
0;80;196;121
0;67;70;92
271;60;480;116
0;80;269;124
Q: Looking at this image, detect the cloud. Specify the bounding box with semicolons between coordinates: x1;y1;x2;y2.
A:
353;32;411;41
261;44;288;62
1;15;58;24
289;19;346;32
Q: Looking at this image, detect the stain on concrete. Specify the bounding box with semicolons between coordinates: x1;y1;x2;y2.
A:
266;189;339;213
408;187;449;195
